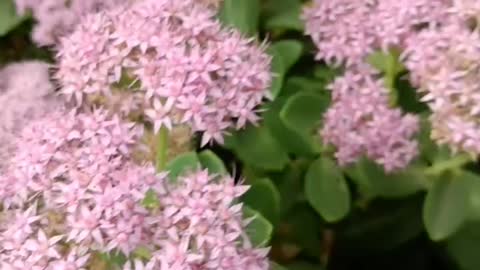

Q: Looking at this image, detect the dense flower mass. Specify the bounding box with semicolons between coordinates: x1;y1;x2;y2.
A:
56;0;272;146
303;0;448;66
0;61;60;169
321;66;419;172
0;108;269;269
124;170;270;270
403;18;480;154
15;0;128;46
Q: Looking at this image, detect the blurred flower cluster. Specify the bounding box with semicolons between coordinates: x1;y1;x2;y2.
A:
403;2;480;155
0;61;60;169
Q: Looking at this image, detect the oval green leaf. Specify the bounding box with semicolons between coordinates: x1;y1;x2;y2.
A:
0;0;26;36
305;157;351;222
280;92;329;132
165;152;200;182
423;173;470;241
242;178;281;224
218;0;260;36
198;150;227;175
243;205;274;247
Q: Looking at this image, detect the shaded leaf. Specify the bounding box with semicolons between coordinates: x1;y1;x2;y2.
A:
218;0;260;35
0;0;25;36
305;157;351;222
268;40;303;98
198;150;227;175
225;125;289;171
280;92;329;132
423;172;470;241
242;178;281;225
165;152;200;182
243;206;274;247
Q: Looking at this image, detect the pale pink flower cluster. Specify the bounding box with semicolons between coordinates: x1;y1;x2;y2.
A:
0;108;268;269
124;170;269;270
402;4;480;154
321;66;419;172
56;0;272;146
15;0;128;46
0;205;90;269
0;61;60;169
303;0;449;66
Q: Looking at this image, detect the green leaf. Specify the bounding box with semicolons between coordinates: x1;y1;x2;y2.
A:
280;92;329;132
198;150;227;175
264;0;303;32
367;49;404;105
243;205;273;247
141;189;160;210
337;195;424;253
345;158;427;199
225;125;289;171
218;0;260;36
281;204;323;257
0;0;26;36
271;262;289;270
268;40;304;98
287;261;325;270
305;157;351;222
242;178;281;224
446;222;480;270
423;172;470;241
264;97;320;156
461;171;480;221
165;152;200;182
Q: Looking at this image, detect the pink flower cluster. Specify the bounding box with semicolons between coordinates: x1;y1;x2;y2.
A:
56;0;272;146
0;205;91;269
321;66;419;172
0;108;269;269
402;4;480;154
15;0;128;46
0;61;60;169
124;170;269;270
303;0;449;66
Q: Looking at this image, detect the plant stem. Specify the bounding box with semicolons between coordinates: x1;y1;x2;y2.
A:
424;154;473;176
155;126;169;172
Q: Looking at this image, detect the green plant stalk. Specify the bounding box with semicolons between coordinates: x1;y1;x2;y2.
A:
424;154;473;176
155;126;169;172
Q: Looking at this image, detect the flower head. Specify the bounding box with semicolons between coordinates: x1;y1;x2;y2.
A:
56;0;272;146
321;66;419;172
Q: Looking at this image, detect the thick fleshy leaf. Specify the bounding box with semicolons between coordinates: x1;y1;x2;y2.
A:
287;261;325;270
305;157;351;222
268;40;303;98
271;262;289;270
423;173;470;241
264;97;320;156
446;222;480;270
264;0;303;31
242;178;281;224
337;195;424;254
225;125;289;171
344;158;427;199
280;92;329;132
165;152;200;182
243;206;273;247
198;150;227;175
218;0;260;36
0;0;25;36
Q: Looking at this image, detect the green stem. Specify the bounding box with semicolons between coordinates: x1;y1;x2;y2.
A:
424;154;473;176
155;126;169;172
